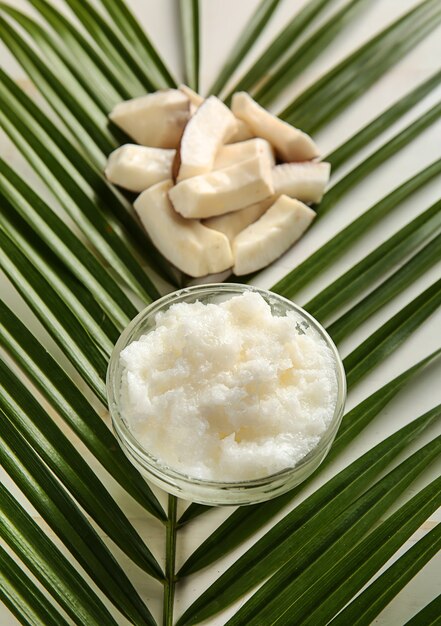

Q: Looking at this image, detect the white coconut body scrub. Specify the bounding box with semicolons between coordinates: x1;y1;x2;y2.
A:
118;290;341;484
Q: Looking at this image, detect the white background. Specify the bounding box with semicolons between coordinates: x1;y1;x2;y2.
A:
1;0;440;624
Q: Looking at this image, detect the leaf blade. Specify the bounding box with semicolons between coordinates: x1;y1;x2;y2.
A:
208;0;280;96
179;0;200;92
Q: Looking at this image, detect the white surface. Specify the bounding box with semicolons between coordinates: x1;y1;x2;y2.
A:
0;0;440;624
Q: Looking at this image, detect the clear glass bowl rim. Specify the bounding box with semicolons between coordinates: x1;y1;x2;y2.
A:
106;283;347;490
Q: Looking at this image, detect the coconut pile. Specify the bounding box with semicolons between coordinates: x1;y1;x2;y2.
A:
105;86;330;277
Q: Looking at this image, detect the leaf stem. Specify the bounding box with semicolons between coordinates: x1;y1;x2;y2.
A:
163;495;178;626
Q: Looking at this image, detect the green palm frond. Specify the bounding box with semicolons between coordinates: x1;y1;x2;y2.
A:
1;1;440;624
329;522;441;626
0;545;71;626
179;0;200;92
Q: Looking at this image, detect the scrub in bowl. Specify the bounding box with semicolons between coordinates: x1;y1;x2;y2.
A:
107;284;346;505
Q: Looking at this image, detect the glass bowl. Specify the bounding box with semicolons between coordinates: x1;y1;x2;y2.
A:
106;283;346;506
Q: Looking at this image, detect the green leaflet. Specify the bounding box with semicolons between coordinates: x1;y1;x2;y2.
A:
255;0;371;107
0;485;120;626
328;525;441;626
0;86;161;302
328;233;441;343
271;158;441;299
0;360;163;582
27;0;136;100
0;300;166;520
305;200;441;323
0;13;113;161
62;0;166;91
208;0;280;96
179;0;200;92
326;68;441;172
178;417;440;624
0;546;70;626
0;69;178;286
0;417;158;625
0;199;119;349
178;348;440;559
226;437;441;626
97;0;176;87
317;101;441;220
0;162;135;332
280;0;441;132
164;495;179;626
224;0;334;101
0;226;108;402
344;279;441;388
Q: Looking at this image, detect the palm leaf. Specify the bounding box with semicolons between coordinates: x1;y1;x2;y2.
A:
96;0;176;88
272;159;441;298
305;201;441;323
224;438;440;626
1;2;439;624
0;227;108;401
179;0;200;92
0;413;158;625
0;301;165;519
0;360;163;581
0;162;135;330
0;13;114;160
0;486;120;626
326;68;441;172
208;0;280;95
27;0;136;100
329;524;441;626
178;349;440;566
280;0;441;132
317;101;441;220
62;0;162;91
254;0;371;107
344;279;441;387
328;233;441;342
0;546;70;626
0;84;162;301
0;68;177;285
178;423;440;624
224;0;334;100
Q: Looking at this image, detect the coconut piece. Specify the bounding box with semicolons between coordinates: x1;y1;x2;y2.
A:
109;90;189;148
178;96;238;180
203;197;274;242
214;138;275;171
105;144;175;192
178;84;204;114
273;162;331;203
231;92;319;161
134;180;233;277
228;119;255;143
177;86;253;142
170;155;274;219
233;195;315;275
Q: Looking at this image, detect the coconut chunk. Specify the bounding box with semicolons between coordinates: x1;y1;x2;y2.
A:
109;90;190;148
228;119;255;143
231;92;319;161
170;155;274;219
203;196;274;242
105;144;175;192
178;84;204;114
178;96;238;180
134;180;233;277
273;162;331;203
233;195;315;275
214;138;275;170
